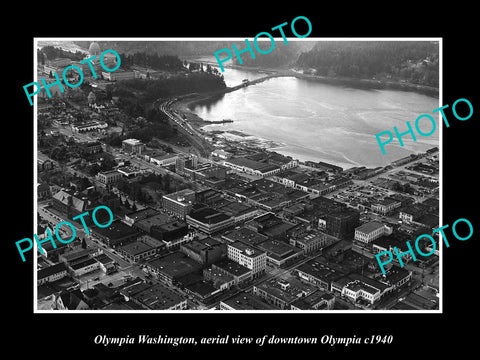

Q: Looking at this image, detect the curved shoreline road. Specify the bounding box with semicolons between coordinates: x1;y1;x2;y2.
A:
153;96;213;158
150;72;295;158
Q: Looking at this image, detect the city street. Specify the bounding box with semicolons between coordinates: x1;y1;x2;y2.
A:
37;204;133;270
205;247;335;309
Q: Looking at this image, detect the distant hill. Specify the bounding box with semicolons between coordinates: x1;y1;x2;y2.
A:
295;41;439;87
74;40;315;69
230;40;315;69
74;41;234;57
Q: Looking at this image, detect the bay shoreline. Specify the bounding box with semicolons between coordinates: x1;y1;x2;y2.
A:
172;65;438;170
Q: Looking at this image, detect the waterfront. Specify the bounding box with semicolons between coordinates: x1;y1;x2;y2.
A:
191;68;439;169
34;40;440;314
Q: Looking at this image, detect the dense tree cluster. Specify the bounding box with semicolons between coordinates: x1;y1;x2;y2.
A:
115;172;185;204
186;62;221;76
38;46;85;64
107;71;226;121
392;181;415;195
119;52;184;71
296;41;439;87
84;159;117;176
101;112;175;146
112;72;226;103
116;179;151;203
74;41;234;57
126;122;175;143
231;41;313;68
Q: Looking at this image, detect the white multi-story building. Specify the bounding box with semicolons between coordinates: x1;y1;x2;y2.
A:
122;138;145;154
102;70;136;81
354;221;390;245
289;230;329;254
223;157;281;178
37;263;68;285
342;281;382;305
68;258;100;277
96;170;123;186
227;241;266;278
72;121;108;132
150;153;178;167
371;198;401;215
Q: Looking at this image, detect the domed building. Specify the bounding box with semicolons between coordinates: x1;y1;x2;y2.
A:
88;42;101;57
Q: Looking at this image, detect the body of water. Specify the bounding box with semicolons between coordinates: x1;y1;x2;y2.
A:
192;68;440;169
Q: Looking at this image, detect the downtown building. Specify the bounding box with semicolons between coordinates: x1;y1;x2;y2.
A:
253;278;316;310
162;189;196;219
96;170;123;186
122;138;145;154
353;221;391;249
186;206;235;235
325;208;360;240
227;241;266;279
371;197;402;216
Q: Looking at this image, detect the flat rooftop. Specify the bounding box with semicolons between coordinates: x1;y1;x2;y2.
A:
182;237;223;253
119;241;153;256
214;259;251;277
222;227;269;245
184;281;217;298
188;207;231;224
147;252;201;279
69;257;98;270
262;221;297;238
255;278;313;304
60;248;93;262
226;157;280;172
349;273;390;293
163;189;196;201
95;253;114;264
217;201;254;217
222;292;277;310
345;280;380;295
296;259;344;283
151;153;177;161
229;241;265;258
291;290;334;310
120;281;152;298
356;221;385;234
125;208;160;223
132;283;185;310
258;239;301;259
93;220;139;240
377;197;401;206
383;265;411;285
122;138;144;146
134;212;171;232
37;263;67;279
295;230;326;244
372;234;410;251
153;220;188;232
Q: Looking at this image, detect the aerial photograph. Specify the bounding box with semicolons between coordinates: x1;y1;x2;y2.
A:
34;39;440;312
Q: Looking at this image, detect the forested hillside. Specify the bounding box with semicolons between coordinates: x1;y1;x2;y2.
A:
230;40;314;68
74;41;234;57
295;41;439;87
107;71;226;117
37;45;85;64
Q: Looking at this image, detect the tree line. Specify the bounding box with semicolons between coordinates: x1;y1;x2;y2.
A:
38;46;85;64
119;52;184;71
296;41;439;87
111;71;226;102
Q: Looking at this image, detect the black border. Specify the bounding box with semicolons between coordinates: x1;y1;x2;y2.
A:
8;5;478;355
